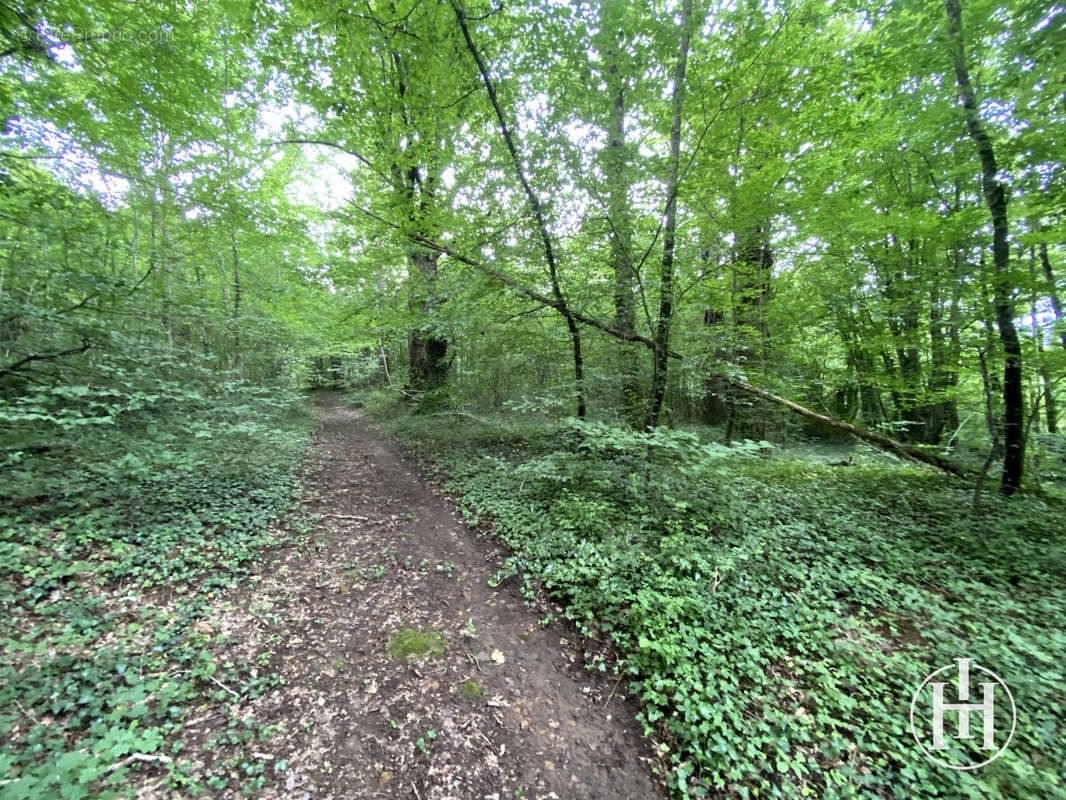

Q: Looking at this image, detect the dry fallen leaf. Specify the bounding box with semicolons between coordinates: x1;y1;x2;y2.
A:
490;649;505;664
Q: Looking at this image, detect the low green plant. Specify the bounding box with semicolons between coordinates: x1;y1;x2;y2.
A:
371;400;1066;799
414;728;437;758
459;679;482;699
0;359;312;799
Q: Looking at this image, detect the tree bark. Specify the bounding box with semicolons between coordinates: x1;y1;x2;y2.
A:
945;0;1025;494
1030;245;1058;433
1035;233;1066;350
645;0;692;430
599;1;641;426
729;224;772;438
407;249;450;391
927;267;959;444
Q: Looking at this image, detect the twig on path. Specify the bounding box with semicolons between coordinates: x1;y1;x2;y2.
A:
604;674;624;708
411;784;423;800
14;699;41;724
210;675;240;698
322;513;370;522
476;729;499;756
466;650;482;672
107;753;173;773
182;711;222;728
139;777;169;795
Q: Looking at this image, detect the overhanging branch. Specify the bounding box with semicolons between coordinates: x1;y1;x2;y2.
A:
352;203;975;479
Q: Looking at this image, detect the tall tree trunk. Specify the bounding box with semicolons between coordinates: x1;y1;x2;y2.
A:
728;225;772;438
702;308;731;424
224;47;241;370
230;226;240;366
1034;231;1066;350
1030;245;1058;433
1043;369;1059;435
600;1;640;426
385;43;452;398
945;0;1025;493
882;244;927;442
980;279;1003;442
927;264;959;444
645;0;693;430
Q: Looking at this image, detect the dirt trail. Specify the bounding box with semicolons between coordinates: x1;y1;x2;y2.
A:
198;393;664;800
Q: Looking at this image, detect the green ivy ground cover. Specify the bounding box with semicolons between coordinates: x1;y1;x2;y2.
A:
375;403;1066;799
0;364;313;799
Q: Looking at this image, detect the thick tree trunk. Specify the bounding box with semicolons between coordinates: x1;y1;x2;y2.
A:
945;0;1025;494
407;249;450;392
645;0;692;430
702;308;731;424
728;226;772;438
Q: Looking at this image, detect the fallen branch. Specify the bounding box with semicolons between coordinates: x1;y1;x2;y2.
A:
731;381;976;478
0;338;93;379
209;675;240;698
181;711;222;728
106;753;173;773
14;699;41;724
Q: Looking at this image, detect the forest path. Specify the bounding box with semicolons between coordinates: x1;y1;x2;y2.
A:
198;392;663;800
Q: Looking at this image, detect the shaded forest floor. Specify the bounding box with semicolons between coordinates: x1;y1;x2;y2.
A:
4;383;1063;799
180;392;663;799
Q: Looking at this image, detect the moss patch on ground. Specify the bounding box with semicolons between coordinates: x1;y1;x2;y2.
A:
459;679;482;699
387;627;445;662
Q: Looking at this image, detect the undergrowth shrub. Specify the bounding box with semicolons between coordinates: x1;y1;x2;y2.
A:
372;396;1066;799
0;342;313;799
